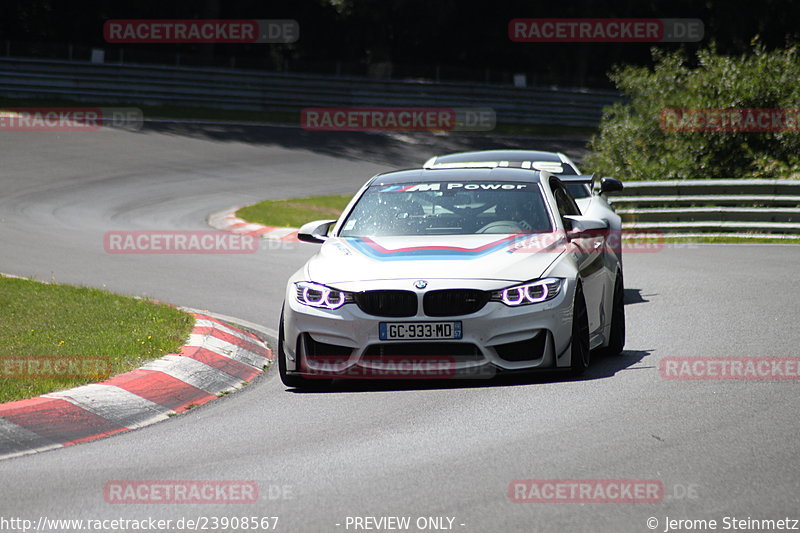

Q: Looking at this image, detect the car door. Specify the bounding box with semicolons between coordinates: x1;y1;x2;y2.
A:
550;178;607;338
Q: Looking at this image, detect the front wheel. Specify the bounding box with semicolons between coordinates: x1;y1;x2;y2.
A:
569;283;591;376
278;309;313;389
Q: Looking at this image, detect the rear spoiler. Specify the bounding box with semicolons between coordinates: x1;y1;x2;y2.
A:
424;160;514;169
556;174;596;187
423;160;598;188
425;159;592;178
424;160;572;172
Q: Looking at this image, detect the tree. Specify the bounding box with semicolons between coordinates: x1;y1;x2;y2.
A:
586;42;800;180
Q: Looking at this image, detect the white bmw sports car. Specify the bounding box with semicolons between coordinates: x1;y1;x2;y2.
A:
279;167;625;388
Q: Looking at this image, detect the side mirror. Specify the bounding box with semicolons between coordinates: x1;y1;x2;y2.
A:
297;219;336;244
598;177;624;194
563;215;608;239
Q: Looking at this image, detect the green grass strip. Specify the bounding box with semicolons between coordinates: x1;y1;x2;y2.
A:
236;195;352;228
0;275;194;403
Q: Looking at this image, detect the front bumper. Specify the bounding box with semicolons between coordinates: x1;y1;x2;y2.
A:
283;278;576;379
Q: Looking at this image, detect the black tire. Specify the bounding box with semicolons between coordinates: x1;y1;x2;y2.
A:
277;308;312;389
569;283;591;376
598;270;626;356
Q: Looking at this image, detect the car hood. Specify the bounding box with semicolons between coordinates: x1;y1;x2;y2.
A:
304;234;564;285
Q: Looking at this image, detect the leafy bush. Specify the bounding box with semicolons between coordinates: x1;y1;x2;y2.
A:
587;43;800;180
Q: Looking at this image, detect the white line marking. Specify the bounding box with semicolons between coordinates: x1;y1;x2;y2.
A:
194;319;253;341
44;384;173;429
141;355;246;393
185;334;268;369
180;307;278;345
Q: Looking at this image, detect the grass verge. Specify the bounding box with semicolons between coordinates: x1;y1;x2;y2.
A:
0;275;194;403
236;195;351;228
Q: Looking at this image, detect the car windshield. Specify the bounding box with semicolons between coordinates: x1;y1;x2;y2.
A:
338;181;553;236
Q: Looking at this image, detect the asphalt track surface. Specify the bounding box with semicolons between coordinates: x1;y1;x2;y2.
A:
1;123;799;533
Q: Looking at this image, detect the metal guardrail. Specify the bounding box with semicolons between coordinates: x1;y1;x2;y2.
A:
0;57;621;127
609;180;800;236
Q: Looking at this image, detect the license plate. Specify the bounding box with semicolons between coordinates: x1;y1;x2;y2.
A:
379;321;462;341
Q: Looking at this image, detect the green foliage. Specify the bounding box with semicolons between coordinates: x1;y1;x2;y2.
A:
587;43;800;180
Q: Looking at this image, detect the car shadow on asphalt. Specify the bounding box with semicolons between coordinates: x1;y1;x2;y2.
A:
141;122;590;168
624;288;652;305
285;349;653;394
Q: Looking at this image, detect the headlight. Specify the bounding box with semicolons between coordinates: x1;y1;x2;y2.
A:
295;281;354;310
490;278;563;306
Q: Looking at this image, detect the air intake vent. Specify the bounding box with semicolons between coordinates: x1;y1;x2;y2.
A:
423;289;489;317
493;331;547;362
355;290;417;317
